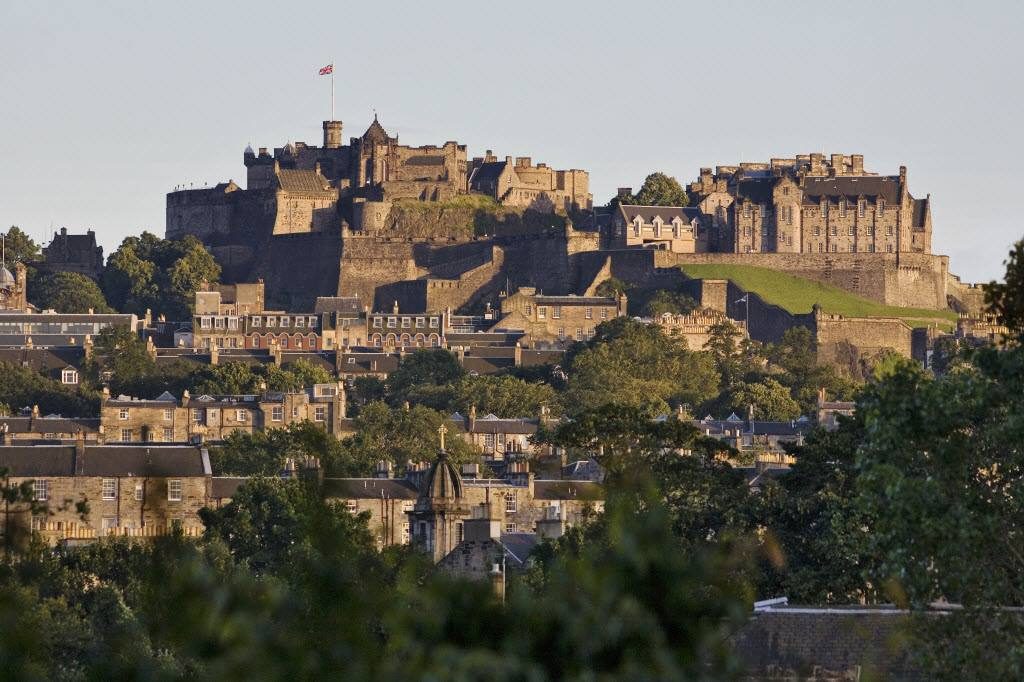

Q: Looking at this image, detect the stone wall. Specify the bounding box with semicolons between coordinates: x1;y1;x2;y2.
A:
814;311;913;363
646;251;950;310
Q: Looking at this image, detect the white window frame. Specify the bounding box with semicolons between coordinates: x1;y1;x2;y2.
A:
271;406;283;422
505;491;517;513
62;369;79;384
314;406;327;422
102;478;116;501
33;479;49;502
167;479;183;502
118;408;129;420
235;409;248;423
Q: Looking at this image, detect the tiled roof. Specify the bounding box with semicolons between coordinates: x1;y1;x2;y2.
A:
469;162;507;191
0;417;100;435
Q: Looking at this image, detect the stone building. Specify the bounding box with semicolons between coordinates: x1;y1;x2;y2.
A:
99;382;348;443
0;261;28;311
612;204;701;252
468;152;591;214
655;308;747;350
448;405;558;462
38;228;105;281
166;116;468;240
0;415;100;444
0;311;137;347
492;287;626;347
0;439;211;543
686;153;932;255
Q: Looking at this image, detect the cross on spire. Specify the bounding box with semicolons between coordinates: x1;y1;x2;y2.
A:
438;423;448;451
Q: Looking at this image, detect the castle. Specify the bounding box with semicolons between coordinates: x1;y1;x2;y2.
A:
165;118;980;335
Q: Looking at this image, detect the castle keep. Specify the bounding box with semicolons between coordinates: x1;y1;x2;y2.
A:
683;153;932;255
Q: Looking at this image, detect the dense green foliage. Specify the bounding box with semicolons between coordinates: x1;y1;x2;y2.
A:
631;172;689;207
28;271;113;313
0;226;40;264
0;361;97;416
101;232;220;320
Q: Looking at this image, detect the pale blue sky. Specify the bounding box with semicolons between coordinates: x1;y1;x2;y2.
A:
1;0;1021;282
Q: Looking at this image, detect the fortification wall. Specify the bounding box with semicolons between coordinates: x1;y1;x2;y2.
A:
814;312;913;362
647;251;950;310
946;273;988;315
166;190;234;241
247;232;343;311
338;238;423;307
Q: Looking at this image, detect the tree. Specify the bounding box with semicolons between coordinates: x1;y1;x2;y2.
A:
986;237;1024;339
209;422;366;477
101;232;220;320
727;378;802;421
594;276;629;298
343;401;477;468
633;172;689;207
642;289;698;317
455;375;559;418
384;349;465;410
29;271;113;313
0;226;40;263
0;361;97;416
84;327;158;394
563;318;719;415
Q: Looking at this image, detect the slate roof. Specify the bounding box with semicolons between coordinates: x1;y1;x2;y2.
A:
802;176;900;204
276;169;332;194
0;347;85;370
211;476;247;499
618;204;699;224
362;117;390;144
466;415;538;435
533;295;616;306
532;480;604;501
322;478;419;500
469;162;508;191
314;296;362;315
0;417;101;435
0;445;210;477
500;533;541;565
734;178;776;204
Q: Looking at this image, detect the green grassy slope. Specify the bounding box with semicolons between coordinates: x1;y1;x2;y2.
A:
679;263;957;328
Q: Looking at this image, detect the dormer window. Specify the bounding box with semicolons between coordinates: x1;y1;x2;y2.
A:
858;200;866;218
633;216;643;236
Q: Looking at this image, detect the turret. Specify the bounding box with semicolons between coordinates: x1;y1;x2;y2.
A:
323;120;343;149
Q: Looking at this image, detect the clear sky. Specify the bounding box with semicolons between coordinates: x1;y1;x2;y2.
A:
1;0;1021;282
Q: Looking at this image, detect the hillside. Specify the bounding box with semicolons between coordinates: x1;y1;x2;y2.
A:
679;263;958;328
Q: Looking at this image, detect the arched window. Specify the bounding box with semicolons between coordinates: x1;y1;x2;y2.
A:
415;333;425;347
251;334;260;348
372;333;382;347
307;333;317;350
385;333;397;346
400;333;411;347
428;333;440;347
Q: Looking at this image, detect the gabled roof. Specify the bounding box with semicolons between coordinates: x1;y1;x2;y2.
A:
314;296;362;315
362;116;390;144
276;169;333;194
618;204;697;224
469;161;508;191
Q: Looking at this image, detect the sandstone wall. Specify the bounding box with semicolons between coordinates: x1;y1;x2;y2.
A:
814;312;913;362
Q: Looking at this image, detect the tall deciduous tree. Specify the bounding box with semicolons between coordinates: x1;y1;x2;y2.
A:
633;172;689;207
0;226;41;264
29;271;113;313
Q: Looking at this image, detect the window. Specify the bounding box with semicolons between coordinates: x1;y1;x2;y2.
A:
168;480;183;502
200;317;211;329
552;306;561;319
227;317;238;330
557;327;565;340
415;317;425;328
402;523;410;544
266;316;277;327
161;408;173;421
401;317;411;329
601;308;609;320
830;225;837;236
386;317;397;328
372;317;383;328
292;406;299;418
814;226;821;236
743;203;751;218
524;304;533;316
280;337;288;348
295;317;305;328
887;226;894;236
135;484;144;501
272;406;283;422
283;317;293;328
831;244;838;253
505;491;517;513
214;317;225;329
504;522;518;534
821;202;828;218
484;433;495;452
538;307;547;320
818;243;824;253
120;429;133;442
102;517;117;535
429;317;439;328
308;316;317;328
575;327;583;341
62;369;79;384
849;244;856;252
163;427;174;442
33;480;49;502
252;316;262;327
455;522;464;543
858;200;866;218
877;199;885;214
887;244;893;253
119;408;129;420
848;225;855;236
235;410;248;423
347;357;356;364
585;307;592;319
743;226;750;237
102;479;116;500
314;406;326;422
839;200;846;217
191;409;203;422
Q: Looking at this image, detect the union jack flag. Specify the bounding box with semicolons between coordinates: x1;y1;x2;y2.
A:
319;64;333;76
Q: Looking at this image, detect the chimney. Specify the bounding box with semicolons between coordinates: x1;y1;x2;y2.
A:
74;429;86;464
851;154;864;175
490;562;505;603
83;334;94;360
0;422;8;445
513;341;522;367
392;300;399;315
536;504;566;540
31;404;40;420
182;389;190;407
464;502;501;541
272;343;282;367
830;154;845;173
375;460;393;479
209;343;219;366
468;404;477;431
145;336;157;360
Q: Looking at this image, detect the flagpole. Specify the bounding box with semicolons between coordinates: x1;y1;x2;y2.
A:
330;58;335;120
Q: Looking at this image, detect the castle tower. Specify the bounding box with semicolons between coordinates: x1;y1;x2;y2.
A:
323;120;343;149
